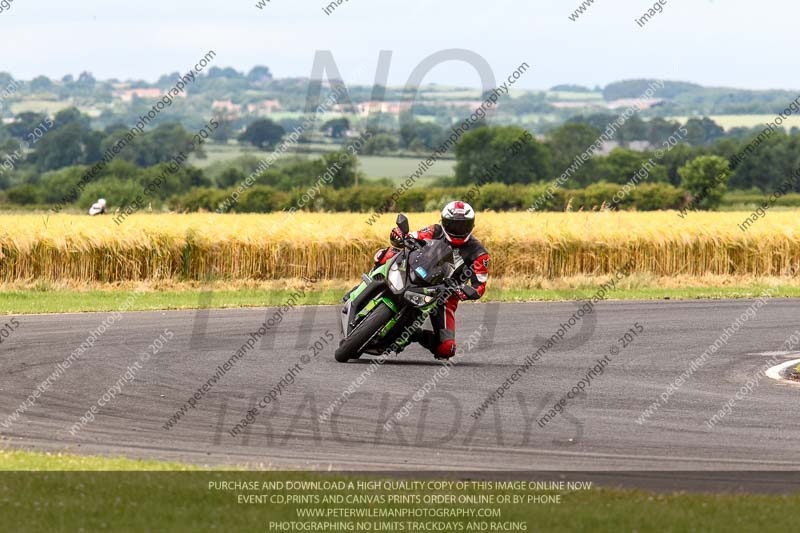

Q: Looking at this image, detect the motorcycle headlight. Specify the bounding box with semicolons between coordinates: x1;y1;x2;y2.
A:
388;266;404;292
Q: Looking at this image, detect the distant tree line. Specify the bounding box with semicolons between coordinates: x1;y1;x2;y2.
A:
3;105;800;213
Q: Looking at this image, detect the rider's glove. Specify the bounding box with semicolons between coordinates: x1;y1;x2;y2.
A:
456;285;480;301
389;227;405;248
443;279;477;300
444;278;461;290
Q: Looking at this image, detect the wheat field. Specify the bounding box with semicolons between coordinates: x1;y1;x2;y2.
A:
0;212;798;283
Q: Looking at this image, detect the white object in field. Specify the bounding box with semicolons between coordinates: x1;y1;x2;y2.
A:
89;198;107;216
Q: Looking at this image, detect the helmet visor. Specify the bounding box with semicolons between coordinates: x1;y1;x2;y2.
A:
443;217;474;238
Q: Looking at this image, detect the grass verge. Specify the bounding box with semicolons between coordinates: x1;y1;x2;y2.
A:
0;449;202;471
1;450;798;533
3;276;800;314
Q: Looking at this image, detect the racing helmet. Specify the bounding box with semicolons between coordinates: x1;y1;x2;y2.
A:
441;200;475;245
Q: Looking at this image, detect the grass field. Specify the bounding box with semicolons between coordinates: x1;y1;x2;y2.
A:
516;112;562;124
3;279;800;314
2;212;800;284
0;449;204;471
9;99;76;115
359;154;455;180
1;450;798;533
188;141;261;167
4;270;800;314
188;141;338;169
418;87;483;98
188;141;455;179
546;90;604;101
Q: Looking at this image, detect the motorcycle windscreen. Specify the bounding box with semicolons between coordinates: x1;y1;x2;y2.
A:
408;239;455;285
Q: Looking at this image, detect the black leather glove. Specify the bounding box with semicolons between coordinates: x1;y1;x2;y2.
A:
458;285;480;300
444;277;461;289
390;227;405;248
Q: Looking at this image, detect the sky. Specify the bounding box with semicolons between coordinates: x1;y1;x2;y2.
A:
1;0;796;91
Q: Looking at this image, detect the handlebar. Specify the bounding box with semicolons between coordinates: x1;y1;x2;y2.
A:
443;277;461;289
402;235;423;251
416;280;464;300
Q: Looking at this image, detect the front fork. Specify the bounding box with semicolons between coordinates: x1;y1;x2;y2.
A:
383;299;438;351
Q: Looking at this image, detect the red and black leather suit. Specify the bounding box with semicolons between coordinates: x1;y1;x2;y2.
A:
373;224;489;359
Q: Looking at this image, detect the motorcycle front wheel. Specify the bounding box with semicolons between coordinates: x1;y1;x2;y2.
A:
334;302;395;363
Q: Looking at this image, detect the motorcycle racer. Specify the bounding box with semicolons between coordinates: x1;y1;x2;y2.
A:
88;198;107;216
373;201;489;359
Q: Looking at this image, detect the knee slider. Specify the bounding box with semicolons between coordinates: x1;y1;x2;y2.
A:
435;339;456;359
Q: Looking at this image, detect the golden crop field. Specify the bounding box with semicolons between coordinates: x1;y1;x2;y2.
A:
0;212;798;283
667;114;800;131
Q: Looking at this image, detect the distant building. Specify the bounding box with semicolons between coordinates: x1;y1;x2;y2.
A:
211;100;241;116
333;99;485;116
550;98;664;110
550;101;595;109
331;103;356;114
605;98;663;110
354;101;413;116
438;100;484;110
246;99;282;114
626;140;653;152
112;88;178;102
595;140;653;155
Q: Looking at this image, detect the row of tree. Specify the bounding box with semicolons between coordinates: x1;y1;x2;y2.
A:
450;123;800;195
0;108;200;184
602;79;800;115
3;108;800;209
3;155;727;213
250;111;789;161
0;67;272;95
0;135;732;213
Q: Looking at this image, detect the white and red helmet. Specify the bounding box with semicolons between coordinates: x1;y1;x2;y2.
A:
441;200;475;245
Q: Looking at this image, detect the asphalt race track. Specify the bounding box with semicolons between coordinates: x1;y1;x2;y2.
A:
2;299;799;483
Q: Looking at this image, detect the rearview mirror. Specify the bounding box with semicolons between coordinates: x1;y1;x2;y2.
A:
396;214;410;235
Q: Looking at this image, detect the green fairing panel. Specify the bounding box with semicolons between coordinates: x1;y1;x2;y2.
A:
347;261;390;303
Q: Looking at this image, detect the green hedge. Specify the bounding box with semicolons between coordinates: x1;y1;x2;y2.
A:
168;182;689;213
721;190;800;208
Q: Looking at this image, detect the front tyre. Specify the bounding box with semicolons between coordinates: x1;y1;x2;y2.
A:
334;302;394;363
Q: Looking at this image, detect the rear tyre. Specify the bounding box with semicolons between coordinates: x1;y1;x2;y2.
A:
334;302;395;363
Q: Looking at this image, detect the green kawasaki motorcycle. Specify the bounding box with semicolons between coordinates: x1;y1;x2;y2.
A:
335;214;458;363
